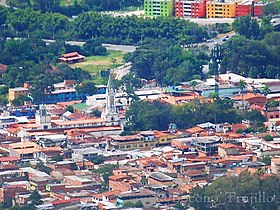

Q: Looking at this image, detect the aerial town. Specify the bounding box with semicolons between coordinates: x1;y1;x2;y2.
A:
0;0;280;210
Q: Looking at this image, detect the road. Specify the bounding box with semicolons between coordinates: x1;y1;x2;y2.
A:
112;62;132;80
184;31;236;50
63;41;137;53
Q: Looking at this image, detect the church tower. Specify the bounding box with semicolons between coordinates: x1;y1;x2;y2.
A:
101;73;119;123
35;104;52;129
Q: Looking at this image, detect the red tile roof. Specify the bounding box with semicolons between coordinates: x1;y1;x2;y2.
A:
0;156;20;162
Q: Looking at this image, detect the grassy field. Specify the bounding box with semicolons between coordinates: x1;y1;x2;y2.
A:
69;50;125;85
69;50;125;74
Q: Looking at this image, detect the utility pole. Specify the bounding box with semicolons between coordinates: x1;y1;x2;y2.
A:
211;43;222;97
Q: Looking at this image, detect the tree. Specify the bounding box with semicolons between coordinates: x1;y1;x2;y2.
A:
262;84;271;118
82;39;107;56
232;15;260;39
75;81;98;97
51;155;63;162
29;190;43;206
35;162;51;174
92;155;105;165
190;172;280;210
190;80;197;100
263;134;273;141
65;105;74;113
134;201;144;208
238;80;247;114
0;95;8;107
12;94;32;106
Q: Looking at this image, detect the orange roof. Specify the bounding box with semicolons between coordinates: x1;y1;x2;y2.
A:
52;198;80;205
14;148;40;154
271;158;280;164
232;93;265;101
218;143;238;149
9;141;37;149
109;175;130;181
232;124;248;132
186;126;204;134
0;156;20;162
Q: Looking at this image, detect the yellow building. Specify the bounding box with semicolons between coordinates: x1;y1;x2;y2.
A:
108;133;156;151
8;87;29;101
154;130;178;146
206;1;236;18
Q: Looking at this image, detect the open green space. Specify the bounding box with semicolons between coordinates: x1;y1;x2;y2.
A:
69;50;125;74
69;50;125;85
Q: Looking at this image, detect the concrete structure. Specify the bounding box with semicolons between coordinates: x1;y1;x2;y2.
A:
206;1;236;18
218;143;240;158
271;158;280;175
101;74;119;124
175;0;206;18
236;0;263;17
144;0;174;17
8;87;28;101
116;189;157;208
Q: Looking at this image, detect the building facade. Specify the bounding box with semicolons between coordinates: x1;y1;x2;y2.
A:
144;0;174;17
206;1;236;18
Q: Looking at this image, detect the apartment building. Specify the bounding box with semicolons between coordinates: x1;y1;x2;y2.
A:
206;0;236;18
175;0;206;18
144;0;174;17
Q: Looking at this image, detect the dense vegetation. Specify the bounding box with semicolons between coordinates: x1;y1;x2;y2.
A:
126;99;244;131
126;39;209;85
0;7;209;45
220;32;280;78
190;172;280;210
7;0;143;16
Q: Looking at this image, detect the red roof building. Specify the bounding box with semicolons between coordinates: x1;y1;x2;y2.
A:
59;52;85;64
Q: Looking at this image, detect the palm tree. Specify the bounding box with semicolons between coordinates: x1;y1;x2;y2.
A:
262;84;271;119
238;80;247;114
190;80;197;100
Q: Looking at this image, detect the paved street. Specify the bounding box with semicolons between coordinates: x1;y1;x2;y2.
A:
102;44;136;53
64;41;137;53
112;62;132;80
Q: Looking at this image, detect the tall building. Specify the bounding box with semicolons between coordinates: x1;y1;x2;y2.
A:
144;0;174;17
236;0;263;17
175;0;206;18
101;73;119;123
35;104;52;130
206;1;237;18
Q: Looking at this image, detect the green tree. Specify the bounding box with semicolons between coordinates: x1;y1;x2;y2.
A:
262;84;271;118
75;81;98;96
29;190;43;206
51;155;63;162
12;94;32;106
238;80;247;114
263;134;273;141
65;105;74;113
35;162;51;174
190;172;280;210
232;15;260;39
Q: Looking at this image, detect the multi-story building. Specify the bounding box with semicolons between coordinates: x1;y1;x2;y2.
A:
236;0;263;17
144;0;174;17
8;87;29;102
206;0;236;18
175;0;206;18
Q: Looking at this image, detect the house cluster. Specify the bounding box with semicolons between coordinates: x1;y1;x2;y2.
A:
144;0;264;18
1;118;280;209
1;73;280;209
